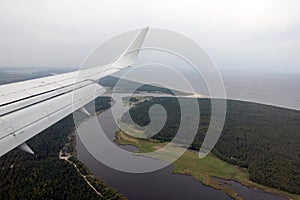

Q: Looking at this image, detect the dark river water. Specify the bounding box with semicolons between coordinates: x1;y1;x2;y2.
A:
75;102;288;200
214;178;288;200
76;106;231;200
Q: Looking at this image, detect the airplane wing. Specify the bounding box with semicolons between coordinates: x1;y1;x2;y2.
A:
0;27;148;157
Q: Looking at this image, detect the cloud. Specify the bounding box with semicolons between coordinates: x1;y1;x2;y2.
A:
0;0;299;72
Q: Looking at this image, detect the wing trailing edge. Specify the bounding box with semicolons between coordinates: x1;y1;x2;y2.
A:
0;27;149;157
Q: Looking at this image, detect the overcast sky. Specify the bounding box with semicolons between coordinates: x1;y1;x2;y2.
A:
0;0;300;73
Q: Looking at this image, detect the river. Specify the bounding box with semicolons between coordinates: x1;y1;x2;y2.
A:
76;98;232;200
75;94;288;200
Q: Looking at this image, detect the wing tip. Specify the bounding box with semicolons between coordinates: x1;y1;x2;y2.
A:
111;26;149;68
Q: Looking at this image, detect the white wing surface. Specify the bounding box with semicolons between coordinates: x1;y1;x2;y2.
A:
0;27;148;157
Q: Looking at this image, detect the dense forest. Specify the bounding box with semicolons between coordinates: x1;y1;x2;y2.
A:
99;75;187;95
0;67;75;85
0;97;125;200
123;97;300;194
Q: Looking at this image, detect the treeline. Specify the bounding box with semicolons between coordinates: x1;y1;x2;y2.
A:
123;97;300;194
0;67;75;85
0;97;126;200
99;75;186;95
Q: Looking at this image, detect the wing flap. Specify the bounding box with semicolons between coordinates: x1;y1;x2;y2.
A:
0;84;105;156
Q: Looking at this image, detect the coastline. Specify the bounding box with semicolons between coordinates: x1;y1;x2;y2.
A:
59;107;127;200
59;148;105;198
58;131;126;200
225;97;300;111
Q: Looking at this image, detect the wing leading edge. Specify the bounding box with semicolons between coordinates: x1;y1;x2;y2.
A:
0;27;149;157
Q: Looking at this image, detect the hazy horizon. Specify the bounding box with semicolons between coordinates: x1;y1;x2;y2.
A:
1;66;299;110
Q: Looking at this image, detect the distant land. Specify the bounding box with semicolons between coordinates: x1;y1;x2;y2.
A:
0;67;75;85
